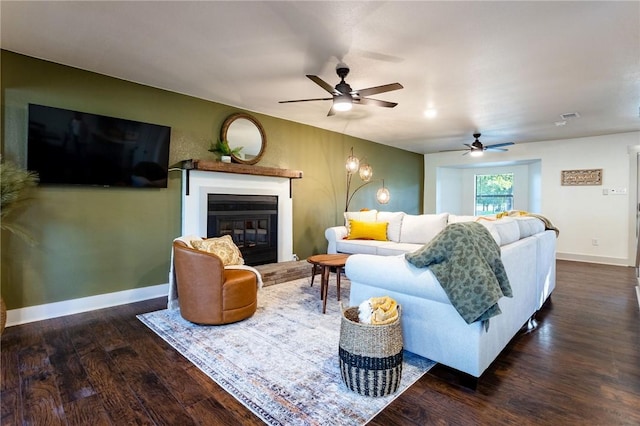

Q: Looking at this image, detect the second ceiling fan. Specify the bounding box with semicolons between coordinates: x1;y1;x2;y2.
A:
442;133;514;156
279;63;403;116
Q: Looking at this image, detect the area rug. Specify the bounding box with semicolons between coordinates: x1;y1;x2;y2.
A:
138;276;435;426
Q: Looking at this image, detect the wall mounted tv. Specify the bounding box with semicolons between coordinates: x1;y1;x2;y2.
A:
27;104;172;188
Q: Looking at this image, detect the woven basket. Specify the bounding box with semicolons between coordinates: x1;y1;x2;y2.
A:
339;304;403;397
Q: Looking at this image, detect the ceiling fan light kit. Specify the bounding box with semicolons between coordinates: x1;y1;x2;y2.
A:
333;95;353;112
280;63;403;116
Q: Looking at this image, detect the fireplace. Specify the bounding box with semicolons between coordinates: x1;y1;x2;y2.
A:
207;194;278;265
181;167;297;265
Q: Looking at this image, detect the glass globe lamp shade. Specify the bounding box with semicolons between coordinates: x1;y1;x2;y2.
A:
345;155;359;173
359;163;373;182
376;185;390;204
345;147;360;173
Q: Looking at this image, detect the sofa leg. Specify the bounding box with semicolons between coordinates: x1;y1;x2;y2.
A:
525;315;538;333
428;364;479;390
459;374;479;391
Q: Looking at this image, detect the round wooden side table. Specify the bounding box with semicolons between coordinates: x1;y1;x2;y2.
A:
306;254;350;314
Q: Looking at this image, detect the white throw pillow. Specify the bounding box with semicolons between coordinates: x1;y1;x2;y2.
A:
344;210;377;233
447;214;478;224
399;213;449;244
376;211;405;242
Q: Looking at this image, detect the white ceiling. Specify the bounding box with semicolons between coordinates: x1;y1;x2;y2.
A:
2;1;639;154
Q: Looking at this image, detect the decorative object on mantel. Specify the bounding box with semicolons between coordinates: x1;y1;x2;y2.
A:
220;112;266;165
0;157;39;333
344;147;390;212
561;168;602;186
208;139;242;163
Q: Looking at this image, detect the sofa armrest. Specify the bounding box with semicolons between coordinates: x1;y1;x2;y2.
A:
345;254;451;304
325;226;348;254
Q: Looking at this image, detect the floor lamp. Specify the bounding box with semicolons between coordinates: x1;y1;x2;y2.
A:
344;147;390;212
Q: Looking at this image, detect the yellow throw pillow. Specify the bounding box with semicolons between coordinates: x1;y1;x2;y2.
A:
191;235;245;266
347;219;388;241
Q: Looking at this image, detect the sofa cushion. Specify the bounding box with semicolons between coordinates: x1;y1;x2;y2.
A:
399;213;449;244
347;219;388;241
514;216;545;238
344;210;377;233
376;211;405;242
479;217;520;246
191;235;245;265
447;214;479;224
376;242;423;256
336;239;389;255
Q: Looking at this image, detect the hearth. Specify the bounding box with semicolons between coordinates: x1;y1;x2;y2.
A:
208;194;278;266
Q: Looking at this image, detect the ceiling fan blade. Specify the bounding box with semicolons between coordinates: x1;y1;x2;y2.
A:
306;75;339;95
463;143;473;148
485;142;515;149
485;147;509;152
327;106;336;116
355;83;403;97
438;149;468;153
355;97;398;108
279;97;333;104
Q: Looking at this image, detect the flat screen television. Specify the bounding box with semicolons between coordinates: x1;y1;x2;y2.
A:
27;104;172;188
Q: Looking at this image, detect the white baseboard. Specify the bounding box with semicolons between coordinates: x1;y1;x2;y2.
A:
5;283;169;327
556;252;630;266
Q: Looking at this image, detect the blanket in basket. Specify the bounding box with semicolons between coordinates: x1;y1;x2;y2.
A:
405;222;511;327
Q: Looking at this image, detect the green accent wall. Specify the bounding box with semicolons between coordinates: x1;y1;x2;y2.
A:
1;50;423;310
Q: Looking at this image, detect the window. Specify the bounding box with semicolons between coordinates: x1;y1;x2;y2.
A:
475;173;513;216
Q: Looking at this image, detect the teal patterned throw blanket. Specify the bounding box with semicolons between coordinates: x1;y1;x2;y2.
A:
405;222;512;327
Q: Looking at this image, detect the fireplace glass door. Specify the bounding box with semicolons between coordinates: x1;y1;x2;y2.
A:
207;194;278;265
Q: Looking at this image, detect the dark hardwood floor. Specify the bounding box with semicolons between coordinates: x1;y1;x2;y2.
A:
2;260;639;425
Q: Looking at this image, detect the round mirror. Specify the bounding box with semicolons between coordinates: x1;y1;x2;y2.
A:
220;113;266;165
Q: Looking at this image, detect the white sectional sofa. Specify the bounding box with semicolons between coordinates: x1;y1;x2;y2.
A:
326;211;557;379
326;211;451;256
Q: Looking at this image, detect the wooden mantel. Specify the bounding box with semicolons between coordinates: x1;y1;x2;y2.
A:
181;159;303;179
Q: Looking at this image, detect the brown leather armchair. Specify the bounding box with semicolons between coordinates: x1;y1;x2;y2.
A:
172;241;257;325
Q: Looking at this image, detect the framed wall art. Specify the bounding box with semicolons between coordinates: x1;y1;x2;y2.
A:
561;168;602;186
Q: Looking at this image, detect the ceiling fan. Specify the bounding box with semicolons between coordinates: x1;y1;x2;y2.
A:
442;133;514;156
279;63;403;116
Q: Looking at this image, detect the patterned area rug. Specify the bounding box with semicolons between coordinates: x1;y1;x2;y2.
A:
138;276;435;426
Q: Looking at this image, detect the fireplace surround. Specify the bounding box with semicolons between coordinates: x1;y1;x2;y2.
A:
181;162;302;265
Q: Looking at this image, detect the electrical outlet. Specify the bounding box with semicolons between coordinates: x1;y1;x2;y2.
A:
592;239;599;246
609;188;627;195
